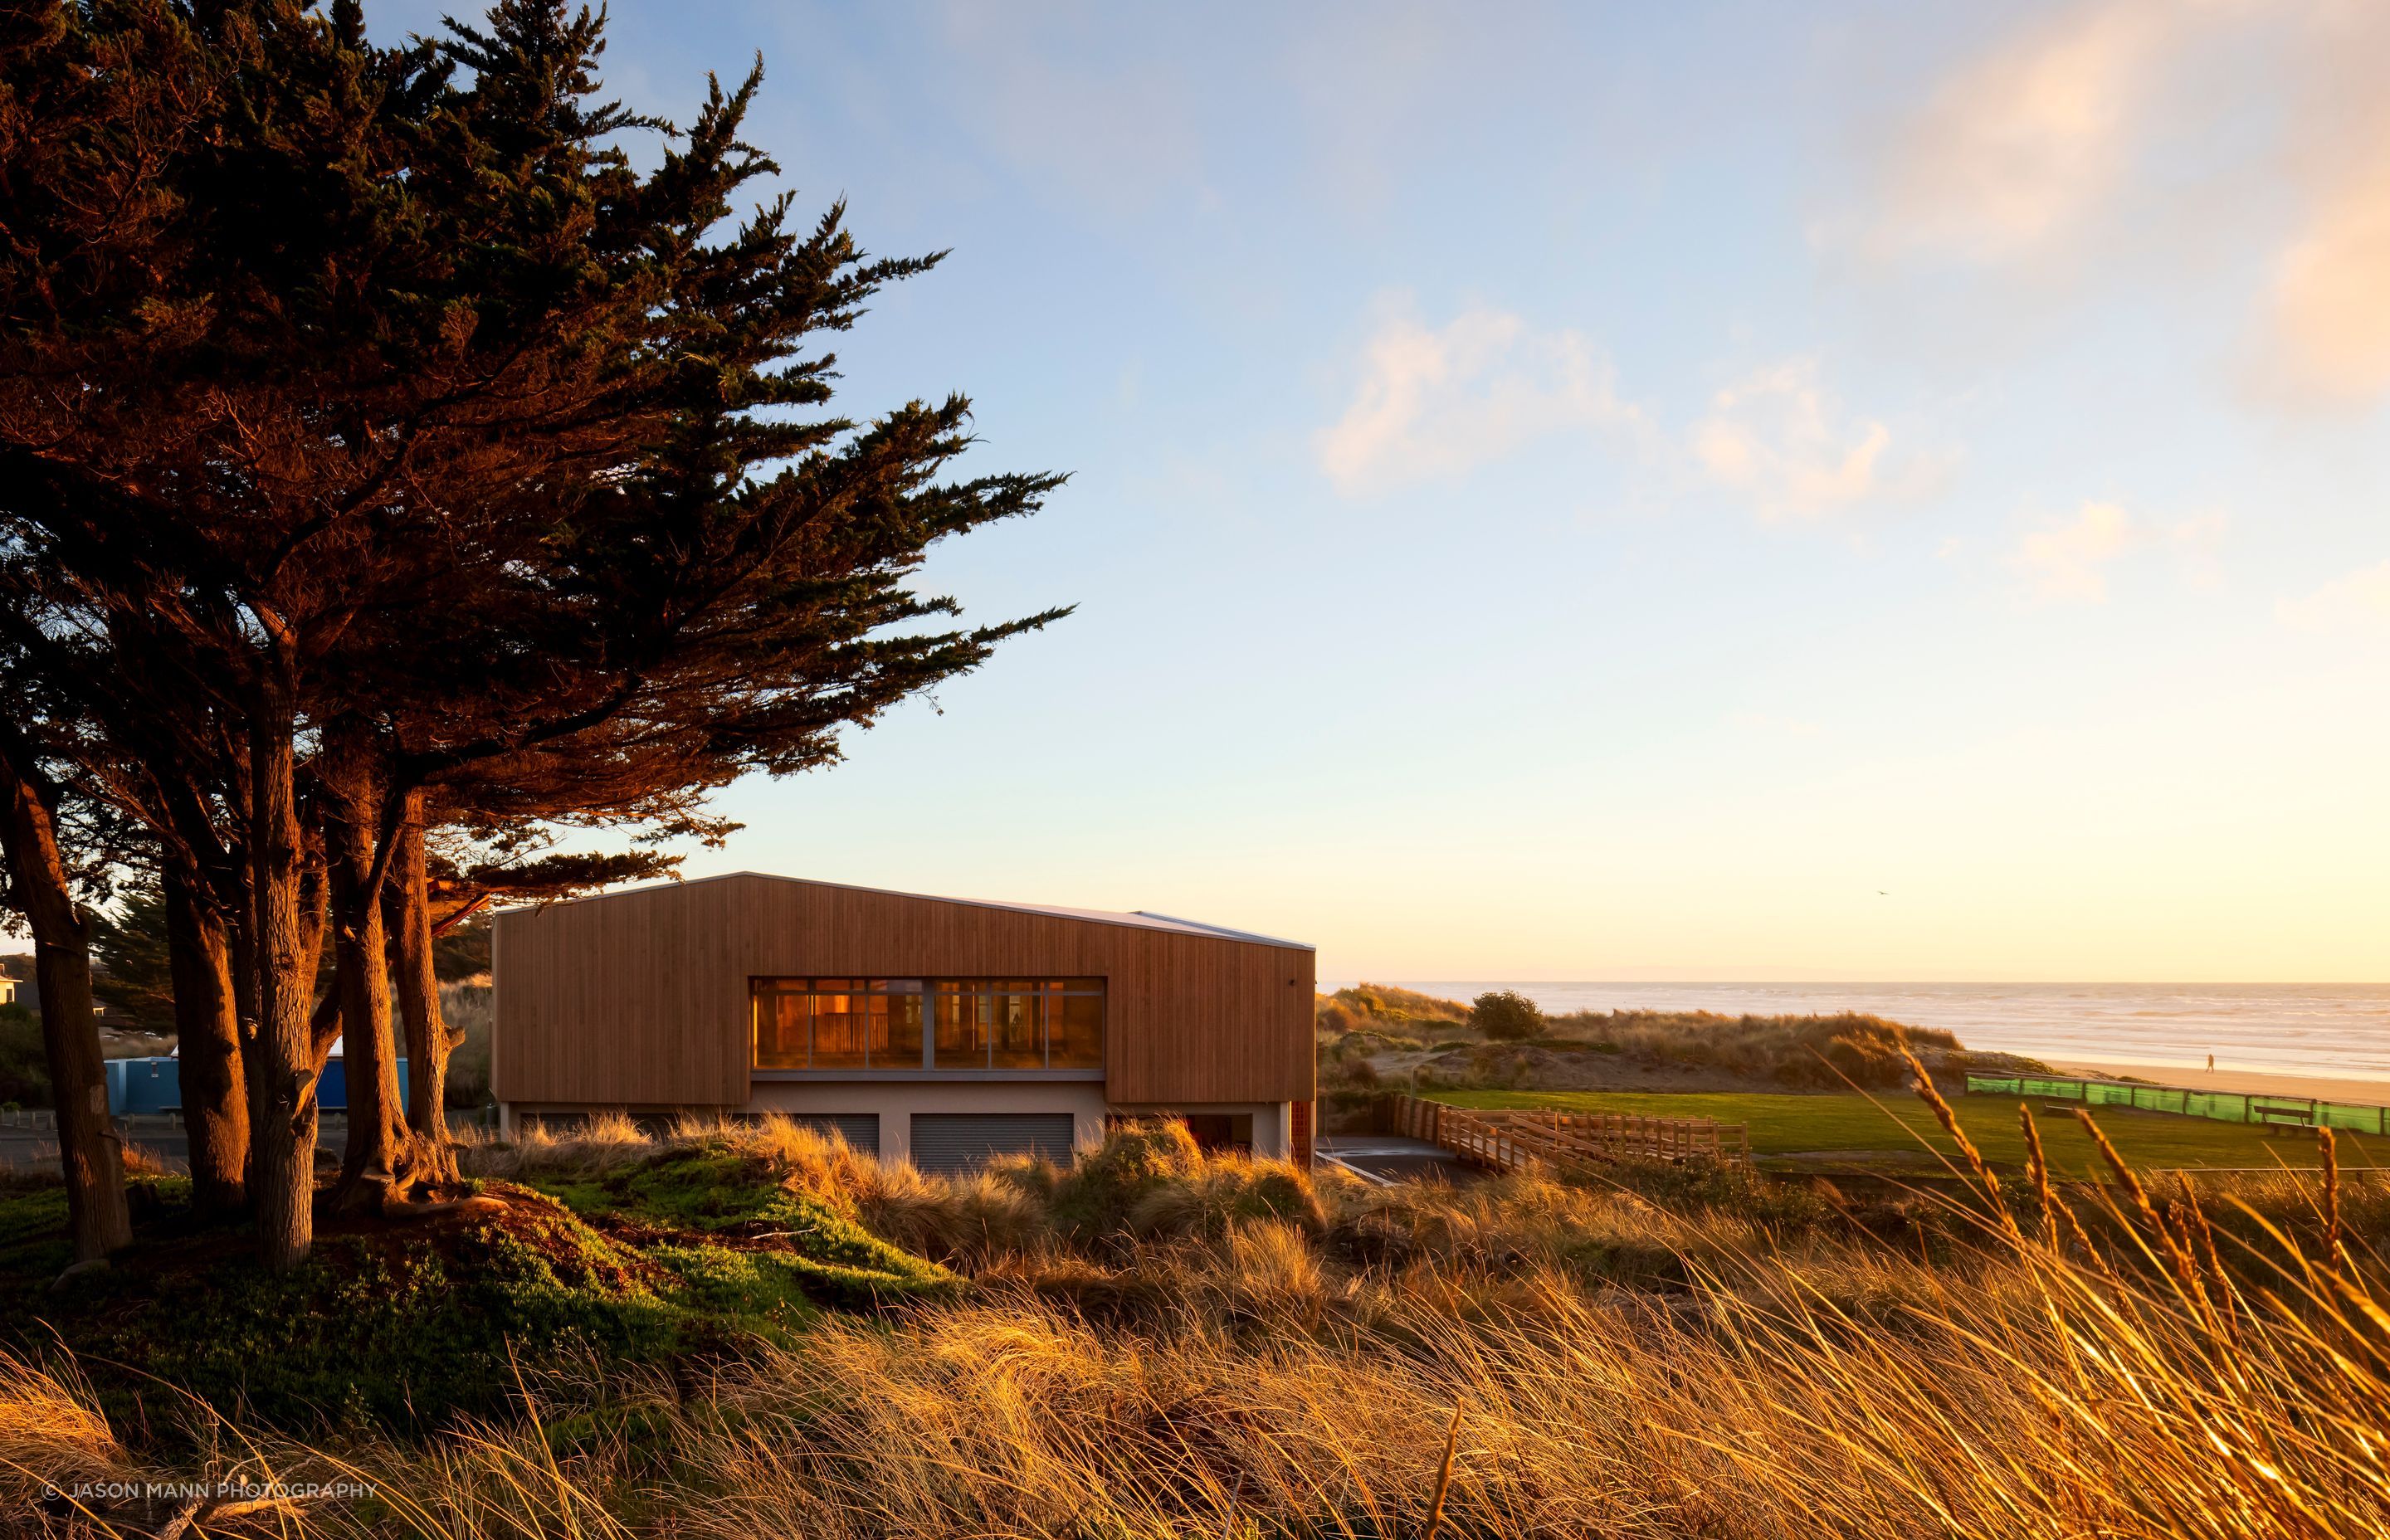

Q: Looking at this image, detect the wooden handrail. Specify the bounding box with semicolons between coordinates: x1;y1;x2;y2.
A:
1384;1096;1750;1175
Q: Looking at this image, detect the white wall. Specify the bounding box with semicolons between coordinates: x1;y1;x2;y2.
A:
500;1084;1298;1163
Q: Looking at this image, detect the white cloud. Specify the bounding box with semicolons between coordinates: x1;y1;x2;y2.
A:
1314;304;1646;495
1316;314;1936;523
1690;359;1930;519
2276;561;2390;631
2009;502;2226;602
2015;501;2137;602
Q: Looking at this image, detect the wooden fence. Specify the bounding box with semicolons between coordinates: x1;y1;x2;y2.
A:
1388;1095;1749;1175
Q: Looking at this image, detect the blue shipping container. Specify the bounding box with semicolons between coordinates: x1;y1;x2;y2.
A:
105;1056;407;1116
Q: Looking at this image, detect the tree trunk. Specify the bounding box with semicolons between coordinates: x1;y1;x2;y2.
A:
164;870;247;1219
386;792;457;1181
0;746;130;1262
308;990;342;1076
325;764;411;1213
248;702;316;1271
226;869;267;1187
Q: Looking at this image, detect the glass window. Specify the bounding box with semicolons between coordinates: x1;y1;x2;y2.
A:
934;985;988;1068
886;991;925;1067
1051;992;1103;1068
990;988;1044;1069
812;988;870;1069
753;977;1102;1072
755;987;808;1069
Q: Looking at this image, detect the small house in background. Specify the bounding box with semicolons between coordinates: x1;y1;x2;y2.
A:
491;874;1317;1172
0;976;13;1007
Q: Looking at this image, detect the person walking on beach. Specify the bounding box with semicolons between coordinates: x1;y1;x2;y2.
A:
2207;1053;2215;1073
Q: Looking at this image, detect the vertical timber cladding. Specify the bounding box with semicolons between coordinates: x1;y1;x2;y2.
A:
493;874;1316;1109
493;877;750;1107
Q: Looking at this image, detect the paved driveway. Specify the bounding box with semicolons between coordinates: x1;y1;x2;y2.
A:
1315;1133;1482;1186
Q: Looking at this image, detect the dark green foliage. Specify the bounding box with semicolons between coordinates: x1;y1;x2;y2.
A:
433;914;490;982
87;883;175;1031
0;1002;49;1105
1471;989;1547;1042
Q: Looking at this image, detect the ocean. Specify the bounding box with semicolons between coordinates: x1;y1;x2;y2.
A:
1349;982;2390;1084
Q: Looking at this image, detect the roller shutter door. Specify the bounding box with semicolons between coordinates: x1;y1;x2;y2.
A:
910;1113;1076;1175
788;1114;880;1155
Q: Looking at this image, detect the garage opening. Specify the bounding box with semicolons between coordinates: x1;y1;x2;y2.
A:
910;1112;1076;1175
792;1113;880;1156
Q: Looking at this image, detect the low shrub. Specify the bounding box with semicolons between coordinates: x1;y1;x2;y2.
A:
0;1004;48;1108
1471;989;1548;1041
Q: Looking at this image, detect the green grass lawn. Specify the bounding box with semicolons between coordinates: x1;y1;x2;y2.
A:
1430;1089;2389;1175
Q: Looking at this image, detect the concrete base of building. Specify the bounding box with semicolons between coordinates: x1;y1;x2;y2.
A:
498;1087;1301;1167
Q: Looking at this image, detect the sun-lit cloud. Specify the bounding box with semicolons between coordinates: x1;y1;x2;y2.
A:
1314;303;1646;495
1690;359;1937;519
1866;0;2180;261
2010;502;2227;603
2276;560;2390;631
2256;114;2390;405
1849;0;2390;407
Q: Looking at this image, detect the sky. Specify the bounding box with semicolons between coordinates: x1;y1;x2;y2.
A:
364;0;2390;983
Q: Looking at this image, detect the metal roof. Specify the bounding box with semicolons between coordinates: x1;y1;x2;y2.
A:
497;870;1315;951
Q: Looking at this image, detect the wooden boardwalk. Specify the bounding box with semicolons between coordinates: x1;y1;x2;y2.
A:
1388;1095;1749;1176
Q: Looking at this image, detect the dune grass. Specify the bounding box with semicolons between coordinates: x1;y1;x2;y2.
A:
1318;982;2019;1095
0;1121;958;1435
1436;1087;2390;1172
4;1111;2390;1535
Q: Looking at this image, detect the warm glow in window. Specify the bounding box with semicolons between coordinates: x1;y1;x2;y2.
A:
754;977;1102;1070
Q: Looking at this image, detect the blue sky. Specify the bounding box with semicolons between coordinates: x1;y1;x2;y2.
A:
376;0;2390;981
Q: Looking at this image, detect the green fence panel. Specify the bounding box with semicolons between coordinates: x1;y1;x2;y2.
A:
1968;1072;2387;1136
2319;1103;2388;1134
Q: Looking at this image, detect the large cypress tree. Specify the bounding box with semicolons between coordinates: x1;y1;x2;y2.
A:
0;0;1067;1261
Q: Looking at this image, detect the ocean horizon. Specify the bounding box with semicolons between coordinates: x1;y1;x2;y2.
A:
1331;982;2390;1084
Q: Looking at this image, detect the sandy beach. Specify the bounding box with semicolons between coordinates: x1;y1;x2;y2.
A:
2047;1059;2390;1107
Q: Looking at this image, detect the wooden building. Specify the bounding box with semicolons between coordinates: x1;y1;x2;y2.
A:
492;873;1316;1170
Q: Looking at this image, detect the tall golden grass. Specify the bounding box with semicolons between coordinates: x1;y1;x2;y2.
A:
10;1110;2389;1537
